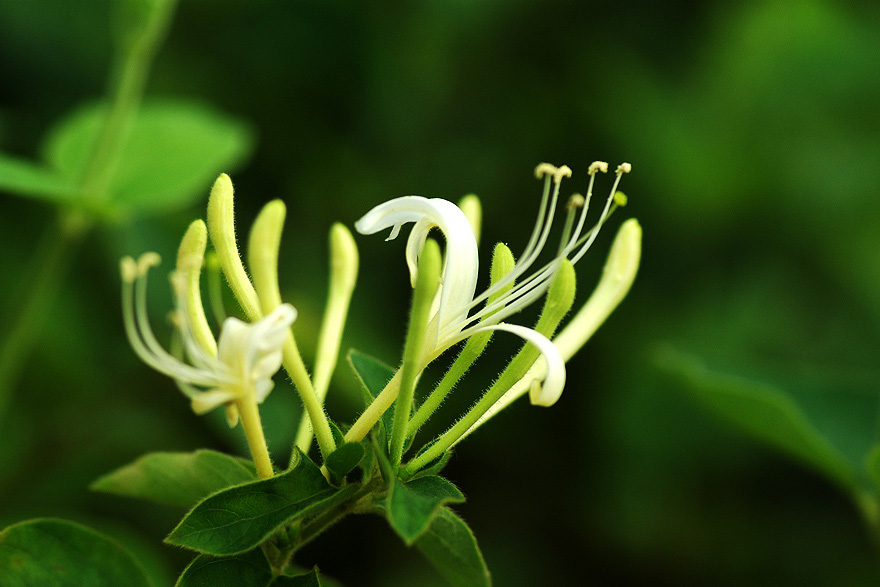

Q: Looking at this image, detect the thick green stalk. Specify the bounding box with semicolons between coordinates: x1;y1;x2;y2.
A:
81;0;178;200
404;260;576;475
0;0;177;421
389;239;442;467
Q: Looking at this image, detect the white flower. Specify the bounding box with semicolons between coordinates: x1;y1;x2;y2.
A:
355;161;630;406
121;253;296;423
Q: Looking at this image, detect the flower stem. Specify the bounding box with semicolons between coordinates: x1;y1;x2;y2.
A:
389;240;441;467
295;224;358;454
235;389;274;479
344;370;402;443
80;0;177;200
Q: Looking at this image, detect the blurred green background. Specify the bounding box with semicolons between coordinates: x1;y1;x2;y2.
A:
2;0;880;584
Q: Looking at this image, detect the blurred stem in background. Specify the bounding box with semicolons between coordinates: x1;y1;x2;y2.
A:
0;0;178;422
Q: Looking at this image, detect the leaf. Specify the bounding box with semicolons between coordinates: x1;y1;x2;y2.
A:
0;153;78;201
414;507;491;587
407;450;453;481
273;567;323;586
42;99;254;214
388;475;465;545
0;518;154;587
166;449;358;555
175;548;272;587
348;350;396;441
91;449;257;508
325;442;365;480
655;345;865;492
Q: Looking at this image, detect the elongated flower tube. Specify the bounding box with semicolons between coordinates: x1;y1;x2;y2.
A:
353;161;630;412
121;253;296;420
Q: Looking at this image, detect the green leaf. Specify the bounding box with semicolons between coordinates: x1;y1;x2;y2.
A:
325;442;365;480
348;350;396;442
0;518;154;587
175;548;272;587
167;449;356;555
407;450;452;481
274;567;323;586
388;475;465;545
414;507;491;587
42;99;253;214
91;449;257;508
175;548;275;587
348;350;395;406
655;345;864;492
0;153;78;201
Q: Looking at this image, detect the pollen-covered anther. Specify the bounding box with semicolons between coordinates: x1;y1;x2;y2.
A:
566;193;586;211
534;162;559;179
136;252;161;276
616;162;632;174
121;257;138;283
588;161;609;175
553;165;572;184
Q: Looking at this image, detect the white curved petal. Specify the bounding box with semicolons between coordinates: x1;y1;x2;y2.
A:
191;388;240;414
217;304;296;391
253;378;275;403
356;196;479;339
470;322;566;407
405;218;434;287
217;316;250;378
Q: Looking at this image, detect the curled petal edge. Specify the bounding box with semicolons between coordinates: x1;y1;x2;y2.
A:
470;322;566;407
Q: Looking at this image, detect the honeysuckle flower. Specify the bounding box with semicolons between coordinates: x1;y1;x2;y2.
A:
355;161;630;407
120;252;296;424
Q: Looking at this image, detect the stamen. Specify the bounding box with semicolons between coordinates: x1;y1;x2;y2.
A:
553;165;572;184
469;163;567;314
557;194;585;255
126;256;225;386
588;161;609;175
454;161;633;338
534;162;559;179
566;193;586;211
136;252;161;276
569;170;626;265
121;257;138;283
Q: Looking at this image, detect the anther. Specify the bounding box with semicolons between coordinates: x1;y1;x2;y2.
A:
616;162;632;174
613;191;628;206
553;165;572;184
588;161;609;175
121;257;138;283
534;163;559;179
566;193;586;211
137;252;162;276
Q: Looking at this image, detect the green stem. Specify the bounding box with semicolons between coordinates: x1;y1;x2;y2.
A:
80;0;178;199
0;212;90;422
277;478;382;570
236;384;275;479
0;1;177;423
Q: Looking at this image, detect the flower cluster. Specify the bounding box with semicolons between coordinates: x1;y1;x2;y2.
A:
121;162;640;479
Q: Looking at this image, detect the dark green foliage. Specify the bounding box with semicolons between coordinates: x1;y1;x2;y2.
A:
166;449;340;555
388;475;465;545
0;519;154;587
91;449;257;508
414;507;491;587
